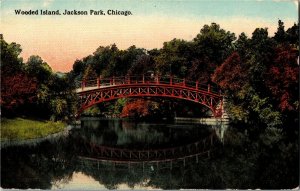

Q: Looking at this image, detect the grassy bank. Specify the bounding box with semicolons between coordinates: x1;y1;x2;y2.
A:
1;118;66;141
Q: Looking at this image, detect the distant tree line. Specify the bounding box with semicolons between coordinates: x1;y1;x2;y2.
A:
1;20;298;127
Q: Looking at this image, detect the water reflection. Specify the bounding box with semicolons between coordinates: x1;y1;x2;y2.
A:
213;120;228;142
51;171;160;190
1;118;298;189
78;118;214;149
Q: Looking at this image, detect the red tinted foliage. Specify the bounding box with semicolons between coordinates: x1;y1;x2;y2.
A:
265;46;299;112
212;52;248;91
1;72;37;109
121;99;150;118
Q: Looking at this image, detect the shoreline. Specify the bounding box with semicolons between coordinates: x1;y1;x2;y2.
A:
174;117;229;125
0;125;72;149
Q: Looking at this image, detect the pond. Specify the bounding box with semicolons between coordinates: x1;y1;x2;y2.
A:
1;118;298;189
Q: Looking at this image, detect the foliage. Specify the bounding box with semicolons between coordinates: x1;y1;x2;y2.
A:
70;44;146;81
264;45;299;112
0;39;23;73
193;23;236;65
128;54;155;75
2;20;298;127
1;38;77;121
212;21;299;128
154;38;190;77
121;99;151;118
26;63;77;121
0;39;37;115
212;52;247;92
1;72;37;113
26;55;52;83
82;105;102;116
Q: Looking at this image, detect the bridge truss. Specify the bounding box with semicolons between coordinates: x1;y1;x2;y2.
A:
76;75;224;117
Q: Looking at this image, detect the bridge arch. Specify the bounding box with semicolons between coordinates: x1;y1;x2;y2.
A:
76;75;224;118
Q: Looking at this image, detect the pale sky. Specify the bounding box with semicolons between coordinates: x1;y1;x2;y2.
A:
1;0;298;72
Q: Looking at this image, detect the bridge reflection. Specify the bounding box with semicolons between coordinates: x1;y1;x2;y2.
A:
77;130;219;171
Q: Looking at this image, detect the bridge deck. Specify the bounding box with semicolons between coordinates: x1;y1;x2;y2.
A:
76;85;116;93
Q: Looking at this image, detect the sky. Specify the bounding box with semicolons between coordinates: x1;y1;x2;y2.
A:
1;0;298;72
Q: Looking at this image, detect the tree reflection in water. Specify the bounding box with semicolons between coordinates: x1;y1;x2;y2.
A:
1;119;298;189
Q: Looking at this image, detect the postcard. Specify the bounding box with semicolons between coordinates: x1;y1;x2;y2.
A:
1;0;299;190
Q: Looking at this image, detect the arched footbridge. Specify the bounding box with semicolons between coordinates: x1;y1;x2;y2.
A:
76;75;224;117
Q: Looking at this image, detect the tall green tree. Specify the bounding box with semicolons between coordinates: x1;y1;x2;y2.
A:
193;23;236;65
155;39;190;77
274;20;287;43
286;23;299;46
0;39;23;73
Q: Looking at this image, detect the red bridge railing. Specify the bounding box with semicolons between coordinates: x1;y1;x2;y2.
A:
78;75;221;95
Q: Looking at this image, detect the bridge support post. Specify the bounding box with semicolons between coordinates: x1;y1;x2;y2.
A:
99;76;102;87
183;78;186;86
127;75;130;84
196;80;198;89
208;84;211;92
81;80;85;90
142;74;145;83
112;76;115;85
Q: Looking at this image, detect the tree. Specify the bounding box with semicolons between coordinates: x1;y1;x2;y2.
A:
286;23;299;46
212;52;248;92
26;55;52;84
154;39;190;77
83;64;97;80
234;32;250;59
121;99;150;118
193;23;236;65
247;28;276;97
0;39;23;74
72;59;86;75
1;72;37;114
0;39;37;115
274;20;287;43
128;54;154;75
264;45;299;112
187;56;213;83
212;24;298;127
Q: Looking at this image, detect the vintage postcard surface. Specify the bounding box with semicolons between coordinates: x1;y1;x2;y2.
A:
1;0;299;190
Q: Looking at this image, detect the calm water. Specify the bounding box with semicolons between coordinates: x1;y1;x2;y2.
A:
1;118;298;189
